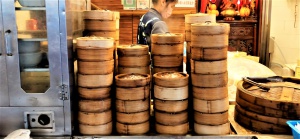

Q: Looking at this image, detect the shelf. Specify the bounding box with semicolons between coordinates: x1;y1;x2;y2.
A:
22;68;49;72
15;7;46;11
18;30;47;41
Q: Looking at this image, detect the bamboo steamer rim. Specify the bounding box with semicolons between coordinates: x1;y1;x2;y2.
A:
116;121;149;135
76;36;114;48
153;71;189;87
184;13;216;23
83;10;120;20
154;98;188;113
117;44;149;55
194;121;230;135
155;122;189;135
79;98;111;112
151;33;183;44
191;22;230;35
116;110;150;124
191;22;230;28
79;121;112;135
115;73;151;87
155;110;188;126
117;44;148;49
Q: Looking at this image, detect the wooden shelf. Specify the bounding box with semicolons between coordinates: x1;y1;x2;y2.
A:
120;8;197;16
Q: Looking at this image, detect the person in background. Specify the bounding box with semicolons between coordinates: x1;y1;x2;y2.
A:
137;0;178;51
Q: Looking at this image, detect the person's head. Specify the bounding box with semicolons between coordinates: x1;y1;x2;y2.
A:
152;0;178;19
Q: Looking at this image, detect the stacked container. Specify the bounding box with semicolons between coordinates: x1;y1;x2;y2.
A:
190;22;230;135
115;73;151;135
153;71;189;135
76;37;114;135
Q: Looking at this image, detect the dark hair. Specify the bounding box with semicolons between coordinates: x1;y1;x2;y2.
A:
152;0;178;5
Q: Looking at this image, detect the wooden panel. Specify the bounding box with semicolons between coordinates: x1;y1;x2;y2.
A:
120;16;133;45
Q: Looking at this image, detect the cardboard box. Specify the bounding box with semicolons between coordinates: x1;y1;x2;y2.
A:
137;0;150;10
123;0;136;10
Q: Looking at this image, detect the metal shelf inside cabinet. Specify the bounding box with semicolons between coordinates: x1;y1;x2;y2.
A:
15;7;46;11
18;30;47;41
22;68;49;72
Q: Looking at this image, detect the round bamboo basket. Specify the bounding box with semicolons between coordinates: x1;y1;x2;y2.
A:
76;37;114;48
193;97;229;113
190;59;227;74
85;20;119;30
155;122;189;135
153;71;189;87
78;86;110;100
116;98;149;113
194;121;230;135
118;54;150;67
116;121;149;135
194;111;228;125
191;72;228;88
87;30;120;40
77;73;113;88
116;86;149;100
78;110;112;125
152;55;183;67
154;98;188;113
152;66;183;74
83;10;119;20
191;22;230;35
117;44;149;56
79;98;111;112
193;86;228;100
191;34;228;48
116;110;149;124
118;66;150;74
151;33;183;44
77;59;114;74
155;110;188;126
151;43;183;55
191;46;227;61
154;85;188;100
77;47;114;61
79;122;112;135
185;13;216;24
115;73;151;88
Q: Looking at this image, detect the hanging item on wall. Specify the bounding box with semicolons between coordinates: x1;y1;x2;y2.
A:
137;0;150;10
175;0;195;7
123;0;137;10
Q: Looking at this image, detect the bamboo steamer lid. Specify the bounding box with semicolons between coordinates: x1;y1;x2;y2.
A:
87;30;120;40
190;59;227;74
154;85;188;100
191;22;230;35
152;66;183;74
85;20;119;30
83;10;119;20
118;66;150;74
116;98;149;113
118;54;150;67
77;47;114;61
155;110;188;126
151;43;183;55
194;121;230;135
151;33;183;44
191;46;227;61
185;31;191;41
77;73;113;88
153;55;183;67
193;86;228;100
185;13;216;24
154;99;188;113
155;122;189;135
115;73;151;87
191;72;228;88
116;110;149;124
79;122;112;135
78;110;112;125
191;34;228;48
194;111;228;125
116;86;150;100
117;44;149;56
79;98;111;112
116;121;149;135
78;86;110;100
193;97;229;113
76;37;114;48
78;59;114;75
153;71;189;87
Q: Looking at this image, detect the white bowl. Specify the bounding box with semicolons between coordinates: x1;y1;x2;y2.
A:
19;51;42;68
18;41;40;53
18;0;45;7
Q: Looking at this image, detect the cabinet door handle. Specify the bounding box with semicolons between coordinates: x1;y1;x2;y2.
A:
5;30;12;56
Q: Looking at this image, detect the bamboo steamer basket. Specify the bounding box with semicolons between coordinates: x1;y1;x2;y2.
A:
117;44;149;56
118;54;150;67
194;111;228;125
191;34;228;48
115;73;150;88
152;66;183;74
116;98;149;113
116;86;150;100
193;97;229;113
191;59;227;74
77;59;114;74
116;110;149;124
151;33;183;44
85;20;119;30
78;87;110;100
153;71;189;87
185;13;216;24
152;55;183;67
191;22;230;35
155;110;188;126
79;122;112;135
191;46;227;61
155;122;189;135
154;85;188;100
77;73;113;88
87;30;120;40
78;110;112;125
76;37;114;48
83;10;119;20
191;72;228;87
151;43;183;55
185;31;191;41
194;121;230;135
193;86;228;100
118;66;150;74
79;98;111;112
77;47;114;61
116;121;149;135
154;99;188;113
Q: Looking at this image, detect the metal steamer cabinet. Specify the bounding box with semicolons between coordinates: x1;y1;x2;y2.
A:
0;0;84;136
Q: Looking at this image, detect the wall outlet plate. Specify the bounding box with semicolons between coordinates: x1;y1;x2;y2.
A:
24;111;55;132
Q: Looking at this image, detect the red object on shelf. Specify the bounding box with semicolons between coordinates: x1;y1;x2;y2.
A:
26;19;37;30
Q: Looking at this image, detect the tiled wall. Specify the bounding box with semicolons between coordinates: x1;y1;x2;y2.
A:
270;0;300;65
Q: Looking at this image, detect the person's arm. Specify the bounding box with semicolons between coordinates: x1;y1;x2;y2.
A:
151;21;169;34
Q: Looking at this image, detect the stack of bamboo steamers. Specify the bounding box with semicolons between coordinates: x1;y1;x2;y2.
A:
187;13;230;135
76;37;115;135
